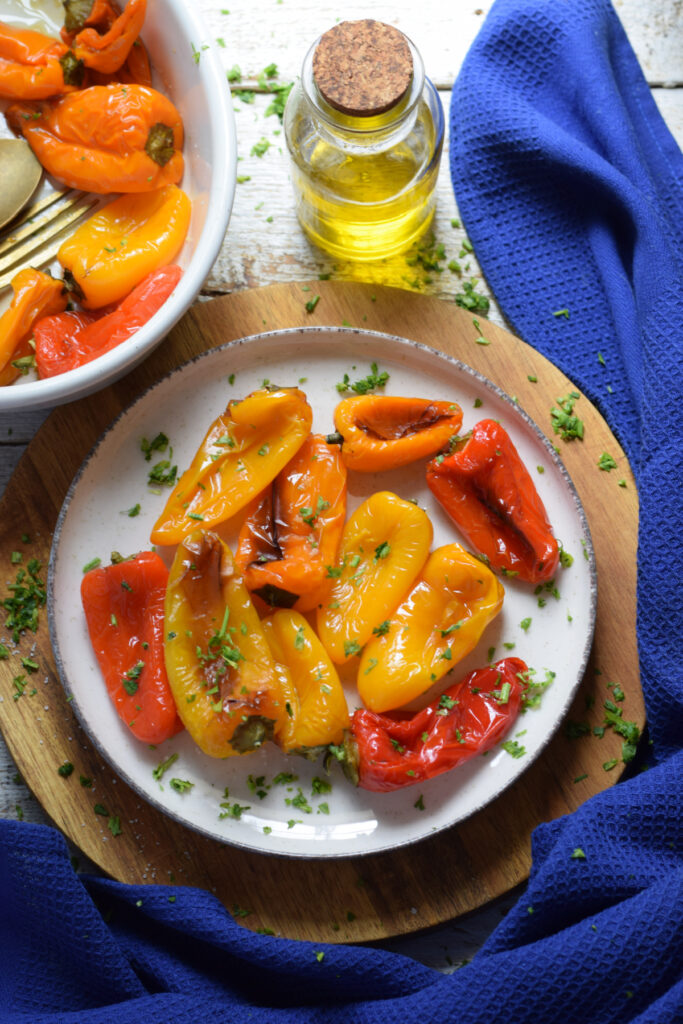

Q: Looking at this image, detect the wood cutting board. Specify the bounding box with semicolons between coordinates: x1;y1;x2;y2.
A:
0;281;643;943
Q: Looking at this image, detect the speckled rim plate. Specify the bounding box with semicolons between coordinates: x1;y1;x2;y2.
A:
49;327;597;858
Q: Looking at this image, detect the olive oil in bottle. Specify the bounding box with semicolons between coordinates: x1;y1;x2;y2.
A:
284;19;444;262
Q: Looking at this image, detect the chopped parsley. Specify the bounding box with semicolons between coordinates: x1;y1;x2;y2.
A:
374;541;391;561
372;620;391;637
169;778;194;793
152;752;179;782
597;452;617;471
3;557;46;642
57;761;74;777
122;661;144;695
305;294;320;313
344;640;362;658
336;362;390;395
501;740;526;758
550;392;584;441
140;432;168;461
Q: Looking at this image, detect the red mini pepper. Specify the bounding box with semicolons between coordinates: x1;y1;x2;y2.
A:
34;264;182;378
81;551;183;745
341;657;527;792
426;419;559;584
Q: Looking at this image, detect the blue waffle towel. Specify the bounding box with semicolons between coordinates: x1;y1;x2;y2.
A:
1;1;681;1020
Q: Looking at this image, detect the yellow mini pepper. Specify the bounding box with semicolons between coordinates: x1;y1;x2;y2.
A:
316;491;432;665
57;184;191;309
151;387;313;547
164;530;285;758
357;544;504;712
0;268;67;385
261;610;349;756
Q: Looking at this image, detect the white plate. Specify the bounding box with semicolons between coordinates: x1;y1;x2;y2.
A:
49;328;597;858
0;0;236;411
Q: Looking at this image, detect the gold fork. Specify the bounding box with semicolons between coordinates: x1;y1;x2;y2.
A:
0;187;99;291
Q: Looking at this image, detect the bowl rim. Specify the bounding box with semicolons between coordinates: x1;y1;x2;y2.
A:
0;0;237;413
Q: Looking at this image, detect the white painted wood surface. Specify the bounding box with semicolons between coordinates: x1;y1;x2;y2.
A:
0;0;681;970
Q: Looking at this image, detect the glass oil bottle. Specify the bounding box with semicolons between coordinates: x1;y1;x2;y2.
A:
283;19;444;262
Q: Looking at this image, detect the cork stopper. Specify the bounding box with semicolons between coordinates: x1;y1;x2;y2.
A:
312;20;413;118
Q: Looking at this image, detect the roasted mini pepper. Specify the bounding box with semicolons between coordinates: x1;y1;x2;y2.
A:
261;610;349;756
427;419;560;584
316;491;432;665
7;83;184;193
164;530;285;759
58;186;191;309
333;395;463;471
81;551;183;745
151;387;313;547
357;544;504;712
235;434;347;612
69;0;146;75
62;0;120;37
338;657;527;791
34;264;182;378
0;268;67;385
0;22;74;99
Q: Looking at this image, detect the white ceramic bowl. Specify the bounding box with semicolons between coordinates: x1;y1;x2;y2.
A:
0;0;236;412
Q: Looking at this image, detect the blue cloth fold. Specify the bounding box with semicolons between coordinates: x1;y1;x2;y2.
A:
1;1;682;1020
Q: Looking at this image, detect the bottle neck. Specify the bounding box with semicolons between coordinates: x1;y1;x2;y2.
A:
300;34;426;148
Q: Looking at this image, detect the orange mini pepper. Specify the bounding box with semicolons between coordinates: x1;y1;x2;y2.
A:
332;395;463;472
164;531;285;759
7;83;184;194
70;0;146;75
235;433;347;612
151;387;313;548
357;544;504;712
58;186;191;309
0;22;74;99
0;269;67;385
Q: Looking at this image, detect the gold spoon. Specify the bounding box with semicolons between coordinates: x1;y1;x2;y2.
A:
0;139;43;231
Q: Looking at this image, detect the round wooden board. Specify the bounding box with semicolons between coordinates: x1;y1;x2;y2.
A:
0;282;643;944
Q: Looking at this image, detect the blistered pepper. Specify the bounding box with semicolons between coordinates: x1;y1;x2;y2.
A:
357;544;504;712
339;658;527;791
332;395;463;472
7;83;184;193
62;0;120;37
0;22;75;99
81;551;183;745
69;0;146;75
58;186;191;309
235;434;347;612
34;264;181;378
61;0;152;85
427;419;560;584
316;491;432;665
164;531;285;759
0;268;67;385
261;610;349;756
151;387;313;548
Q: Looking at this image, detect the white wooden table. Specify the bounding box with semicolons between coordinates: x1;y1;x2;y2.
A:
0;0;681;970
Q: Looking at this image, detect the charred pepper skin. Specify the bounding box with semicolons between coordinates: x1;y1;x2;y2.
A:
235;433;347;612
426;419;560;584
333;395;463;472
164;531;286;760
347;657;527;792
